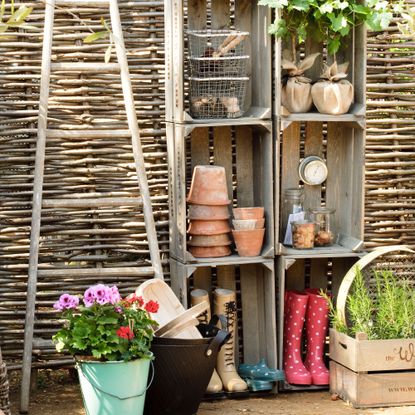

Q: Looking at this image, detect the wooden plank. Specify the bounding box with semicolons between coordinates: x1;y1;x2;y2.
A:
21;1;56;411
51;62;120;72
331;257;357;300
276;257;286;370
42;197;142;208
235;126;253;206
164;0;174;122
211;0;230;29
188;0;207;29
190;127;209;169
240;264;260;363
351;128;365;241
56;0;108;4
216;266;236;291
304;122;324;209
38;267;154;278
110;0;163;279
172;0;185;121
330;361;415;408
234;0;252;109
309;258;328;289
285;258;305;291
193;267;212;298
213;127;233;203
169;260;190;308
326;123;352;239
46;129;130;138
263;263;277;370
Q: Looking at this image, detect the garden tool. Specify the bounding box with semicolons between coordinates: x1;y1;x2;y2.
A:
191;289;223;394
238;358;284;382
304;289;330;385
283;291;311;385
214;288;248;392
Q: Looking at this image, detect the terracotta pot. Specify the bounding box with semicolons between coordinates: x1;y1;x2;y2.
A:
188;233;232;247
233;218;265;230
189;245;232;258
187;165;231;206
188;219;231;235
233;207;264;220
188;204;230;221
232;228;265;257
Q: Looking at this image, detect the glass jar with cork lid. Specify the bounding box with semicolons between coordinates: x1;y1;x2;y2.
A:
308;207;337;247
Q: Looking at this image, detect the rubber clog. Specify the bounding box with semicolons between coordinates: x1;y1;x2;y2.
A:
244;378;274;392
238;358;285;382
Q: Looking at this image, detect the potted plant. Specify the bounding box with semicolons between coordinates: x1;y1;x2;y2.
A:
52;284;159;415
259;0;398;114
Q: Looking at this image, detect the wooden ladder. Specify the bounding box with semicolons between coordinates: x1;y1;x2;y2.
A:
20;0;163;411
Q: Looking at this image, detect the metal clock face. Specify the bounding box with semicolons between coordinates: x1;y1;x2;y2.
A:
298;156;328;186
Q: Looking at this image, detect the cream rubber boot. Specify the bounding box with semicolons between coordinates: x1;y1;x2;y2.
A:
191;289;223;394
214;288;248;392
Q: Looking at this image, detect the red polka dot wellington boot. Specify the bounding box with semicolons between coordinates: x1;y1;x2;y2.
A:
304;289;330;385
283;291;311;385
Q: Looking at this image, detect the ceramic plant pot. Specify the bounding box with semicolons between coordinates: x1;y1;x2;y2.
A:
188;219;231;236
187;165;231;206
232;228;265;257
233;207;264;220
232;218;265;230
188;204;230;221
189;245;232;258
188;233;232;247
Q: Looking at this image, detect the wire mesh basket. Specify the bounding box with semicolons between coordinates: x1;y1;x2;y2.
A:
187;30;249;58
189;77;249;119
189;56;249;78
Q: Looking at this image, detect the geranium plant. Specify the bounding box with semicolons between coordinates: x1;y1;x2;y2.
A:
52;284;159;361
259;0;402;58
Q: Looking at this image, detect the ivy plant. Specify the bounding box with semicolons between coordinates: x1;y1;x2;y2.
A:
259;0;403;58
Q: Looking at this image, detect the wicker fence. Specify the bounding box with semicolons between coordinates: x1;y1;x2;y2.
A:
0;1;414;368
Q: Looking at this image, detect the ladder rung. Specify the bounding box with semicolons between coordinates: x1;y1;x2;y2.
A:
38;267;155;278
51;62;120;73
56;0;109;6
46;129;131;138
42;197;143;208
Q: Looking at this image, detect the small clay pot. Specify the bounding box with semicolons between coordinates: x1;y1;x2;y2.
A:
188;204;230;221
232;228;265;257
189;245;232;258
233;218;265;230
233;207;264;220
188;233;232;247
187;165;231;206
188;219;231;235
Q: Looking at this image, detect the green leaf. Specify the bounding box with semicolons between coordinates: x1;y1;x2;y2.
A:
289;0;309;12
327;37;340;55
0;23;8;33
328;13;347;33
84;30;108;43
7;5;32;24
258;0;288;7
104;43;112;63
319;3;333;14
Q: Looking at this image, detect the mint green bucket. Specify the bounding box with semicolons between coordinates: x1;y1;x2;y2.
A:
77;356;152;415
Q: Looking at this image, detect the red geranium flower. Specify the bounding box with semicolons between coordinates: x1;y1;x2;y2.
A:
116;326;134;340
144;300;159;314
124;294;144;307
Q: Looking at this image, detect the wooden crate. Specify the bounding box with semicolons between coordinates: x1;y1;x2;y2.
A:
330;329;415;408
170;258;277;370
167;121;274;264
276;255;360;391
165;0;272;123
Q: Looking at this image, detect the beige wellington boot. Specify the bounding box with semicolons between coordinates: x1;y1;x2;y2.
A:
214;288;248;392
190;289;223;394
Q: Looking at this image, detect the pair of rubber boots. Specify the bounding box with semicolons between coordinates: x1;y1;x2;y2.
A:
283;289;330;385
191;288;248;393
239;358;285;392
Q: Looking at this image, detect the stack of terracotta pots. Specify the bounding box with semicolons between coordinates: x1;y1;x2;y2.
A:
232;207;265;257
187;166;232;258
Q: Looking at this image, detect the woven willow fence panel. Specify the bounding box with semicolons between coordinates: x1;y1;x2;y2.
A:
366;2;415;249
0;1;168;367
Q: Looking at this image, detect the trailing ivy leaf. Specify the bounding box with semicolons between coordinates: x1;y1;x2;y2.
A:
290;0;309;12
328;13;348;33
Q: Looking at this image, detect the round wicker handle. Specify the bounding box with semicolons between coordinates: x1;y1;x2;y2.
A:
336;245;415;326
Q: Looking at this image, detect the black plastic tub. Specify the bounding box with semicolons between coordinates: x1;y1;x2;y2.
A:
145;329;228;415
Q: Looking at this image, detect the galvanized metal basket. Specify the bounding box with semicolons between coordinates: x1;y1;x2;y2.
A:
189;77;249;119
187;30;250;119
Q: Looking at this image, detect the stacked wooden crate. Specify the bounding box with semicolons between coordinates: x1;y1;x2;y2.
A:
165;0;277;370
274;22;367;390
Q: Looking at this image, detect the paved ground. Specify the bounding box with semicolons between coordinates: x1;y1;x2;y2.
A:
8;371;415;415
